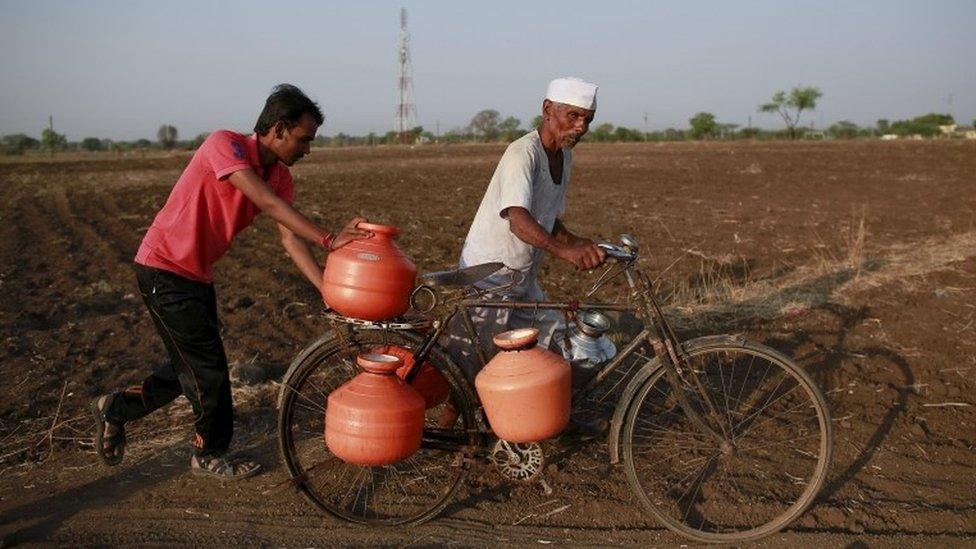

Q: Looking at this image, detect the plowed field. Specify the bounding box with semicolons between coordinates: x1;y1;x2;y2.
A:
1;140;974;546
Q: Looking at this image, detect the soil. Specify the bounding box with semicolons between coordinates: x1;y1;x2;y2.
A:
1;140;974;546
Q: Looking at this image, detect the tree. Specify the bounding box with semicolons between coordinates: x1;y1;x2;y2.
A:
715;123;740;139
498;116;522;141
191;132;209;149
876;119;890;135
157;124;178;149
590;123;614;142
688;112;717;140
469;109;500;141
613;126;644;142
664;128;685;140
759;86;822;139
1;134;40;155
739;127;761;139
41;127;67;152
827;120;860;139
80;137;104;151
531;115;543;129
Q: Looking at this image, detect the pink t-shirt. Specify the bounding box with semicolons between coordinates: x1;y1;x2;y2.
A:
135;131;294;282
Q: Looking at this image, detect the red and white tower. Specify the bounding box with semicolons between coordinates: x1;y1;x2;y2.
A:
394;8;417;142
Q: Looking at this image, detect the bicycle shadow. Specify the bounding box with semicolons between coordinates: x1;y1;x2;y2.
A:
675;260;915;512
438;471;517;520
761;302;914;503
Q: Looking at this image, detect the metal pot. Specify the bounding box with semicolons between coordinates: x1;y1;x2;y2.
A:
574;309;612;338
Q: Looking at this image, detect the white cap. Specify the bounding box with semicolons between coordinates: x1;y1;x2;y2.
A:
545;77;598;110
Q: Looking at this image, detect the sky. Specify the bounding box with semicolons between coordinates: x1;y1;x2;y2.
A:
1;0;974;141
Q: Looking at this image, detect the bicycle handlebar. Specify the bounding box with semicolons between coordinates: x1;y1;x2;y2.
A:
597;243;637;262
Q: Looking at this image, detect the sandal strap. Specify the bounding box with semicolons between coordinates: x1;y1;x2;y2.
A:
194;455;259;477
94;394;124;427
92;396;126;466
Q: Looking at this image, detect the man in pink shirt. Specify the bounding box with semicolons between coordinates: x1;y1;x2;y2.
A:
92;84;369;479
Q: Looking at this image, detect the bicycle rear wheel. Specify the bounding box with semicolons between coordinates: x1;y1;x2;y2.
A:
622;339;831;543
277;328;474;525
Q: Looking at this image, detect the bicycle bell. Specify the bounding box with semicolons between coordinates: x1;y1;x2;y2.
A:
620;234;638;255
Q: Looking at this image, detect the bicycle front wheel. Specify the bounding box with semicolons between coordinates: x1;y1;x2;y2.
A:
622;338;831;543
277;328;474;525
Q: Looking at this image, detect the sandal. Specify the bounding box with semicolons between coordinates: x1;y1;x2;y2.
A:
191;454;261;480
91;395;125;466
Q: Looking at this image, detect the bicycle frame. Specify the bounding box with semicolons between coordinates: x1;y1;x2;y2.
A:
394;256;730;450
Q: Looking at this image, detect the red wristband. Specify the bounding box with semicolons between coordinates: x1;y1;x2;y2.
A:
320;232;335;250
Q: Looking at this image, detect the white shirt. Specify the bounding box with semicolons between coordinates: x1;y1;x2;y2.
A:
459;131;570;294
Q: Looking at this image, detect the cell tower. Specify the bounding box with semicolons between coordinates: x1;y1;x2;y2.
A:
394;8;417;142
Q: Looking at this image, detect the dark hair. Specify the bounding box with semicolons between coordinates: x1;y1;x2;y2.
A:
253;84;324;135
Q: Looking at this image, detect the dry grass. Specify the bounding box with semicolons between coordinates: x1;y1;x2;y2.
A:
658;221;973;331
846;206;868;278
0;380;279;475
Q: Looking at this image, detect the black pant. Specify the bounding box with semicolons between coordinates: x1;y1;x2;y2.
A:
105;264;233;457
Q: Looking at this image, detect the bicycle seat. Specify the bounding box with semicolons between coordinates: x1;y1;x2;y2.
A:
420;262;504;288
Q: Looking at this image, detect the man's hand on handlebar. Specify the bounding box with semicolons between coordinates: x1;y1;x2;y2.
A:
557;240;607;270
597;242;637;262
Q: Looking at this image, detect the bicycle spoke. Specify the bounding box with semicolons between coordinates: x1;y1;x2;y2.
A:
278;328;470;525
731;378;799;438
715;351;736;441
733;392;820;443
733;432;823;456
623;341;830;542
680;454;717;523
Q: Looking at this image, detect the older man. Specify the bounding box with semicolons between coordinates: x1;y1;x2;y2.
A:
449;77;606;378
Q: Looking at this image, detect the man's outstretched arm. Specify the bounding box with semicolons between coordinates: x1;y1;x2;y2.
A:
277;224;324;291
228;169;330;244
228;169;371;248
552;218;592;247
504;207;605;270
275;216;372;291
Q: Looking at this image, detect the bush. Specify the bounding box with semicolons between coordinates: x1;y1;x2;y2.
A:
2;134;40;155
889;113;954;137
80;137;104;151
827;121;861;139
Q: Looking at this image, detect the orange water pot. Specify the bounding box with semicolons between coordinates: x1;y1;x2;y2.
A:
325;353;426;466
375;344;451;409
474;328;572;443
322;222;417;321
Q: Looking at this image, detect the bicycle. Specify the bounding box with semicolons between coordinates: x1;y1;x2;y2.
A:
275;234;832;543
